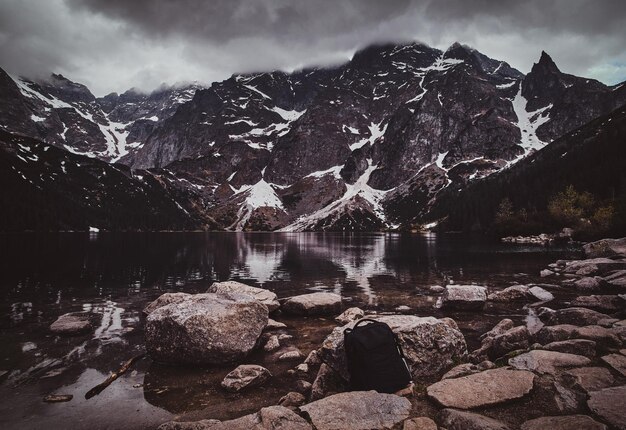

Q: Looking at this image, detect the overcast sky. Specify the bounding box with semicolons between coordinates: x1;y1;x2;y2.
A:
0;0;625;96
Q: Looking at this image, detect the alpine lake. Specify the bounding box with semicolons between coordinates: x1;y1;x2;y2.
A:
0;232;582;429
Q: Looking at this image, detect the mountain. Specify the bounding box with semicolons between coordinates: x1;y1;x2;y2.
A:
1;41;625;232
0;69;203;163
0;129;216;231
423;104;626;235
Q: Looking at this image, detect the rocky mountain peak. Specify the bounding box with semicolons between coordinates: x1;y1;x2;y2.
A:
535;51;561;74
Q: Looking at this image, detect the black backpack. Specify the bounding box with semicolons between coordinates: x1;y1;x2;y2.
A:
344;318;412;393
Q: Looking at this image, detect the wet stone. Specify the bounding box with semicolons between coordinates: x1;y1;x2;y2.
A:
49;312;93;336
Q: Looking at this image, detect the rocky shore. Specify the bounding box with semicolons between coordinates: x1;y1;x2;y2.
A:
46;238;626;429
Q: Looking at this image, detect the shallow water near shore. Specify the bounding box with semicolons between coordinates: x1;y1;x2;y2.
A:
0;232;581;430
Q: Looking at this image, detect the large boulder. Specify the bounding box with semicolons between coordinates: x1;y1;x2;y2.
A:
564;258;626;276
300;391;411;430
207;281;280;312
584;238;626;258
521;415;607;430
441;285;487;310
158;406;311;430
50;312;94;336
221;365;271;392
145;293;268;365
282;292;342;316
438;409;512;430
319;315;467;382
426;368;535;409
143;292;191;315
587;385;626;430
508;350;591;375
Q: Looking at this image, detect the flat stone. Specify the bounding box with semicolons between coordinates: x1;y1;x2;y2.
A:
438;409;511;430
43;394;73;403
587;385;626;430
521;415;607;430
563;367;615;393
300;391;411;430
49;312;93;336
542;339;597;358
537;307;616;327
207;281;280;312
508;350;591;375
282;292;342;316
570;295;624;312
335;307;364;325
278;349;303;361
529;286;554;301
601;353;626;376
584;238;626;258
441;285;487;310
426;368;535;409
143;292;191;315
403;417;437;430
265;319;287;330
221;365;271;392
158;406;311;430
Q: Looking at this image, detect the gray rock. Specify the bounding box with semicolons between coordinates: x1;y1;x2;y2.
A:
601;353;626;376
488;285;531;302
145;293;268;365
565;258;626;276
521;415;607;430
605;270;626;289
207;281;280;312
294;379;312;395
508;350;591;375
584;237;626;258
480;319;515;340
403;417;437;430
438;409;511;430
143;292;191;315
278;391;306;407
535;324;621;348
489;326;530;360
537;307;617;327
335;307;364;325
541;269;554;278
429;285;445;293
309;363;347;401
542;339;597;358
319;315;467;381
282;292;342;316
570;295;624;312
263;335;280;352
278;349;303;361
300;391;411;430
50;312;93;336
303;349;321;367
553;381;584;412
221;365;272;392
441;363;478;380
265;319;287;330
529;286;554;301
426;368;535;409
159;406;312;430
441;285;487;310
563;367;615;393
587;385;626;430
574;277;605;291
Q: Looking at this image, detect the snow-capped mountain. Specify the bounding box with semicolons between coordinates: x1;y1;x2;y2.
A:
1;41;625;232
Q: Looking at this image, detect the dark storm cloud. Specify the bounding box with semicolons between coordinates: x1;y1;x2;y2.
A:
0;0;625;96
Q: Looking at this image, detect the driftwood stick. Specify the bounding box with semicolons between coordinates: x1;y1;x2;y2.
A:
85;353;145;399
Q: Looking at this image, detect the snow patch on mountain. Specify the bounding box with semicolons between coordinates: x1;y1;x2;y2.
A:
511;86;552;158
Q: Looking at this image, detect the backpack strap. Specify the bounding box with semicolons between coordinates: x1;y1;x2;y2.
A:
345;318;379;333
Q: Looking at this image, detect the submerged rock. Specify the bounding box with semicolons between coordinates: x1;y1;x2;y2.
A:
50;312;93;336
145;293;268;365
207;281;280;312
221;365;271;392
426;368;535;409
319;315;467;382
441;285;487;310
438;408;512;430
282;292;342;316
300;391;411;430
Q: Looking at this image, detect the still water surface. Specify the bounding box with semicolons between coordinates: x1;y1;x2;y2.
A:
0;232;579;429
